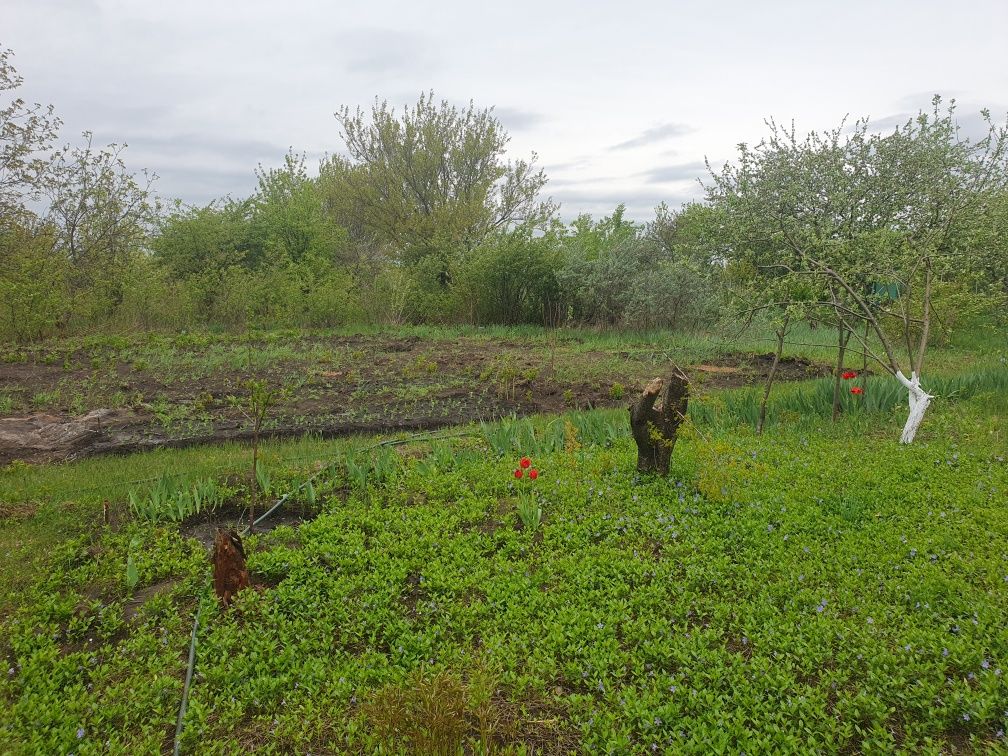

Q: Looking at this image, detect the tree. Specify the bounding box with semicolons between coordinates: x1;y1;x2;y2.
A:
45;132;158;315
321;92;555;271
707;97;1008;442
1;46;61;219
152;198;257;279
252;149;346;267
0;214;67;341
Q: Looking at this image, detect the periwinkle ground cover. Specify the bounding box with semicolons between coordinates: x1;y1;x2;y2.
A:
1;398;1006;753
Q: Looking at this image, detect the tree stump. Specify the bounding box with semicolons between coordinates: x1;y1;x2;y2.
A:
212;529;250;607
629;370;689;475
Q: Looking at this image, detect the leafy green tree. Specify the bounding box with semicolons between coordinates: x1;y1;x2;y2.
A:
1;46;61;219
45;132;157;318
557;205;642;325
707;97;1008;442
321;92;555;272
556;205;722;330
252;150;347;267
0;214;68;341
153;198;258;277
454;226;564;325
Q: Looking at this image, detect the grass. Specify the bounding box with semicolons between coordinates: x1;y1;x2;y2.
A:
1;376;1007;752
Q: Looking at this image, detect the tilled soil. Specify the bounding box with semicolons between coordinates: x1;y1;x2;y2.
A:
0;333;828;464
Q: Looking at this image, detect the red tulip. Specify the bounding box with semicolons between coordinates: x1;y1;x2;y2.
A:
842;371;857;380
519;457;531;469
850;386;864;395
529;469;538;480
514;468;524;479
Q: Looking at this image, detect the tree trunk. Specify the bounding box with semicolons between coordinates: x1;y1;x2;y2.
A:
757;317;789;435
213;529;250;607
630;370;690;475
832;326;851;421
896;370;932;443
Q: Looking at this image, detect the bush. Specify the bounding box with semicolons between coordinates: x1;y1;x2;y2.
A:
557;206;723;330
454;229;564;325
0;218;69;342
877;280;1008;348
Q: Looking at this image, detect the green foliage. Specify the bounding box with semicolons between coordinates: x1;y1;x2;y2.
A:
453;226;564;325
515;495;542;531
0;47;61;217
342;447;402;492
128;474;226;523
45;133;157;318
480;412;625;458
252;150;347;267
4;399;1007;752
124;536;141;590
707;97;1008;382
0;217;68;342
323;92;555;267
557;205;724;329
689;365;1008;430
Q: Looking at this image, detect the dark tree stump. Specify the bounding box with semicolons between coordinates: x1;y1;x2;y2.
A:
629;371;689;475
213;529;250;607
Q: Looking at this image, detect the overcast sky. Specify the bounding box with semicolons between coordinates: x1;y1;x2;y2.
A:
5;0;1007;221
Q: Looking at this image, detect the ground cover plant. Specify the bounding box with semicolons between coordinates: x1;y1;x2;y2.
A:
1;363;1006;753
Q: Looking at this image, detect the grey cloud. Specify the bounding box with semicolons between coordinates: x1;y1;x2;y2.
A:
544;158;592;173
154;165;259;205
609;122;692;151
861;113;913;133
334;29;439;76
127;133;289;163
493;106;547;131
854;94;1003;143
547;175;619;187
638;161;708;184
551;185;702;222
895;92;965;110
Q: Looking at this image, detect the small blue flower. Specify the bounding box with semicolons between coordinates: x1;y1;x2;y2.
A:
962;712;970;722
77;728;85;740
981;659;991;670
943;648;950;657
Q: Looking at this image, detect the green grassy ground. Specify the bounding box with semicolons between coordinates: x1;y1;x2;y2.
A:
1;323;1006;753
1;375;1007;752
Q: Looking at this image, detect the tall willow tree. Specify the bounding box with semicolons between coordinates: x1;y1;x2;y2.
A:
708;97;1008;443
320;92;555;274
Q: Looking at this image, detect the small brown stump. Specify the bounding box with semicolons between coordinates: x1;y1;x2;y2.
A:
629;371;689;475
213;529;250;607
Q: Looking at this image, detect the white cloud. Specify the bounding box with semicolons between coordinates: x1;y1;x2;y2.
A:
4;0;1006;219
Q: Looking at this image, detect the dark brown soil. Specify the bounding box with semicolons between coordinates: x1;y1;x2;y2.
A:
179;499;308;551
0;334;829;465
